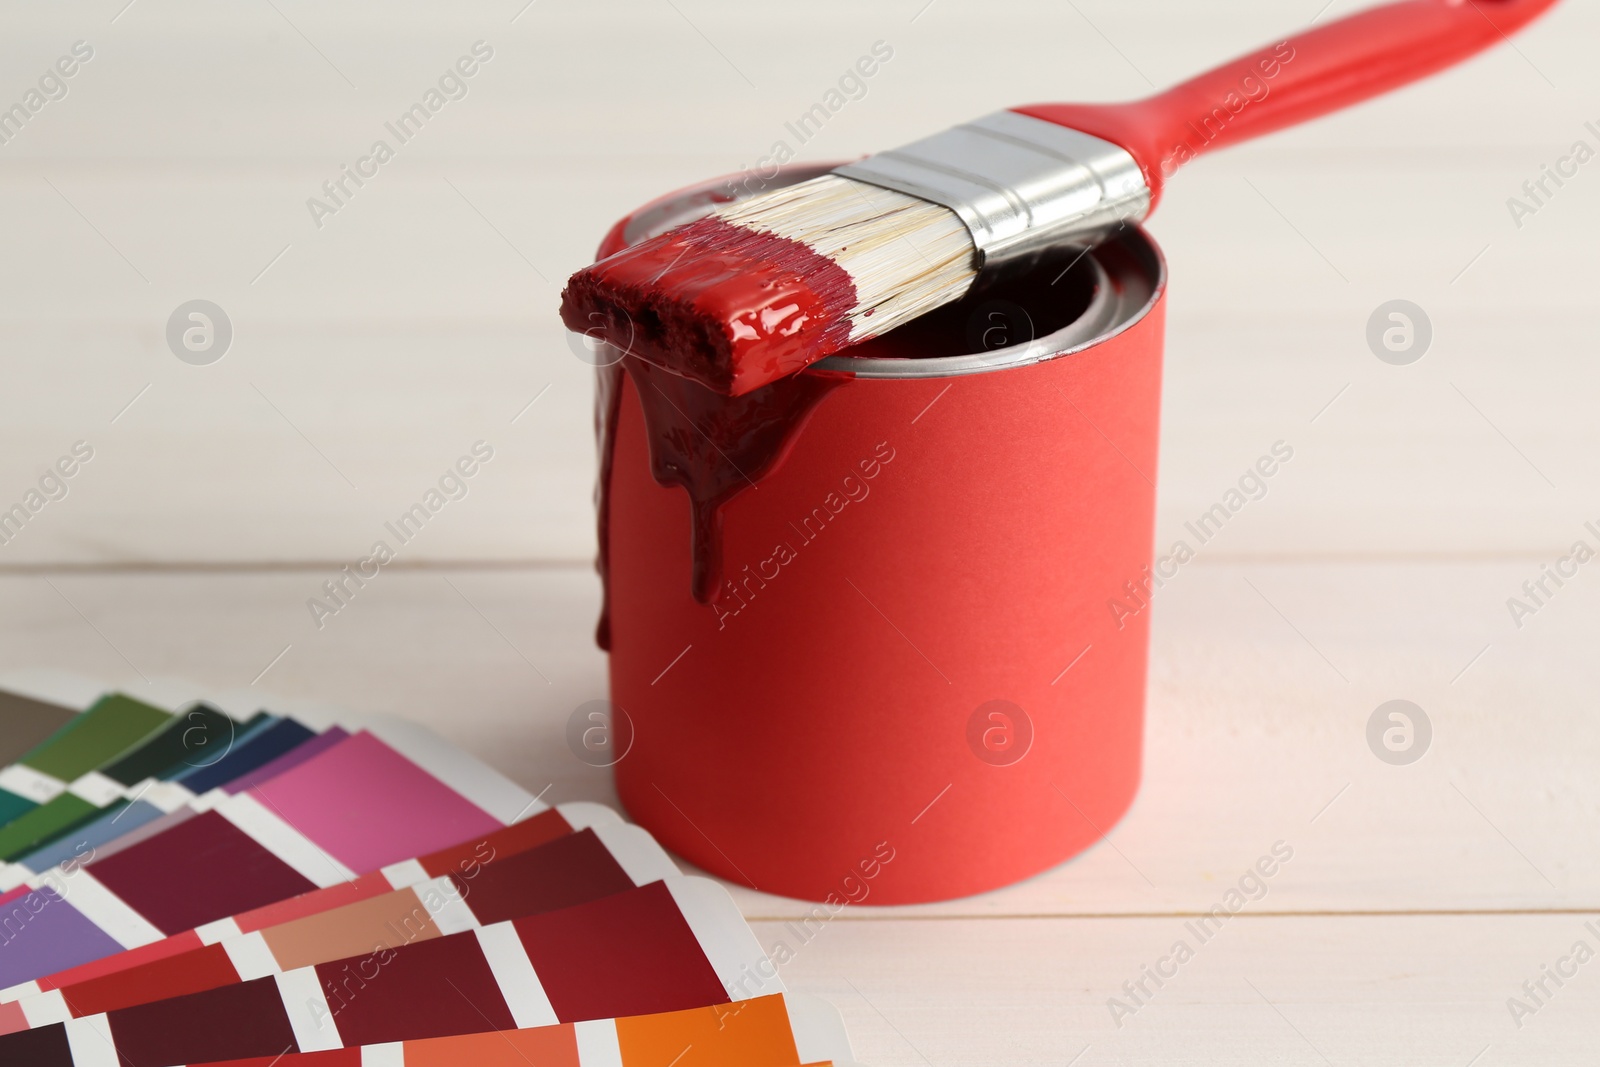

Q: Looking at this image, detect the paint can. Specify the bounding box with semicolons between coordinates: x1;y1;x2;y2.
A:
588;166;1167;904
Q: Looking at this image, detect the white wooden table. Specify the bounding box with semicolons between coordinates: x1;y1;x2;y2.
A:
3;0;1597;1061
5;555;1598;1065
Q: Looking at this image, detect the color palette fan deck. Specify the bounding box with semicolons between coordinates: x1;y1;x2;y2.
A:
0;676;858;1067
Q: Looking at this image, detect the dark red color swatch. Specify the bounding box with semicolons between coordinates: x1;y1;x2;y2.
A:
61;940;240;1018
0;1021;73;1067
316;929;515;1046
514;881;728;1021
419;807;571;878
87;809;318;935
454;828;636;924
192;1052;361;1067
106;975;298;1065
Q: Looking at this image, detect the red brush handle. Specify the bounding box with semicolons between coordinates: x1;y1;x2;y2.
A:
1014;0;1558;205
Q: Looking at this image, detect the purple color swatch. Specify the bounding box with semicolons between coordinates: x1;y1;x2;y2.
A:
0;886;125;988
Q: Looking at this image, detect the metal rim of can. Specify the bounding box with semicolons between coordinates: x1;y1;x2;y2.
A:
615;163;1168;380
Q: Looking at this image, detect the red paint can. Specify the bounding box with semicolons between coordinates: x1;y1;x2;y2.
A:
590;167;1167;904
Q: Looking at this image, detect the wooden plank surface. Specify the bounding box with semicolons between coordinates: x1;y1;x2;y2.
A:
6;557;1596;917
3;560;1597;1061
755;913;1600;1066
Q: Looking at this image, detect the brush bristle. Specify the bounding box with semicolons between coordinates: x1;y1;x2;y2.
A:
560;174;977;396
715;174;977;341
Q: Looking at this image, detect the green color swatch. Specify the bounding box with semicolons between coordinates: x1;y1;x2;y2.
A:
0;791;36;826
0;703;238;861
22;694;172;781
0;793;100;861
0;694;171;835
101;704;239;785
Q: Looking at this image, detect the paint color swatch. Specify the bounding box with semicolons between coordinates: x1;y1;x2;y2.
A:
0;676;858;1067
98;705;243;788
174;716;317;795
2;803;595;1003
0;885;125;990
249;730;503;876
12;717;321;878
90;808;322;934
0;690;79;767
8;695;171;786
221;725;348;795
196;993;820;1067
0;705;240;862
6;824;671;1025
1;878;772;1065
513;879;735;1023
0;695;169;829
32;994;846;1067
0;726;543;989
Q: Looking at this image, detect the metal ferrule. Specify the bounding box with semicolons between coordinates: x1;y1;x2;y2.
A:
833;110;1151;272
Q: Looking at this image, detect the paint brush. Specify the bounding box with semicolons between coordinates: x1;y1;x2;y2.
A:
560;0;1558;396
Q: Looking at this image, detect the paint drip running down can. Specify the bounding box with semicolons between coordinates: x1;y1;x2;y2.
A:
585;165;1166;904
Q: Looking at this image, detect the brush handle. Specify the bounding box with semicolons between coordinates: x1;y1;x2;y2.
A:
1013;0;1558;206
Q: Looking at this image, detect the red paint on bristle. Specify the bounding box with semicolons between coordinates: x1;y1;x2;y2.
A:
560;216;858;397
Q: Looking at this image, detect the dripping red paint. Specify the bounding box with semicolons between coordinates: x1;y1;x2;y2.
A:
592;357;842;649
576;214;856;648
